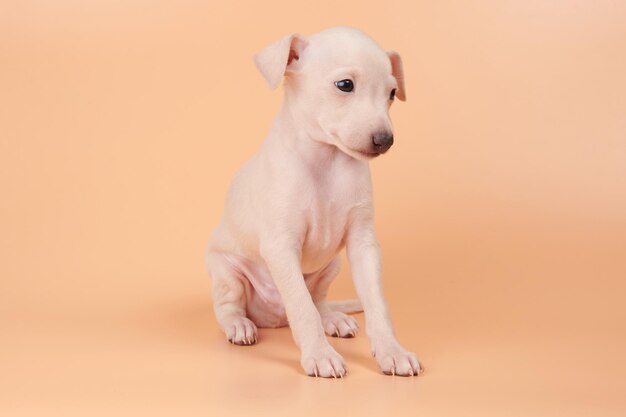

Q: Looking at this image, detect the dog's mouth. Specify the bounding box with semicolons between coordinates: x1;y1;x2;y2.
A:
340;146;388;161
355;150;382;159
326;131;387;161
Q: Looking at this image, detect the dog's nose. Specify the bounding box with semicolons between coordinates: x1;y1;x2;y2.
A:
372;132;394;153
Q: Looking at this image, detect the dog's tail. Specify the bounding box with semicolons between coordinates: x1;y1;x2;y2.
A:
327;299;363;314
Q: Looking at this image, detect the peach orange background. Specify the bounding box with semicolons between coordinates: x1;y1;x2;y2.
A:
1;1;625;416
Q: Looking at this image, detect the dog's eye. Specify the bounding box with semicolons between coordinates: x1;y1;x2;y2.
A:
335;79;354;93
389;88;397;100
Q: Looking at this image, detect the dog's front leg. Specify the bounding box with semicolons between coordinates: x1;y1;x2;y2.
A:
261;241;347;378
346;209;423;376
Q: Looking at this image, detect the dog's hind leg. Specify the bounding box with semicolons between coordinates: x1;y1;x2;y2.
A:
307;256;360;338
206;252;258;345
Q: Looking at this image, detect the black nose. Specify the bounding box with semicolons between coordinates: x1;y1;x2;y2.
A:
372;132;394;153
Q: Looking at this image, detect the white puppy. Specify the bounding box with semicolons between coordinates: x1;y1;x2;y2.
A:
206;27;422;378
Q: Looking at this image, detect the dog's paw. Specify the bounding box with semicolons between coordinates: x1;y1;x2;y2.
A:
372;344;423;377
321;311;359;338
224;316;258;345
301;345;347;378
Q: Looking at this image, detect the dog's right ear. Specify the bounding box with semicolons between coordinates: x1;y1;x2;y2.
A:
254;34;308;90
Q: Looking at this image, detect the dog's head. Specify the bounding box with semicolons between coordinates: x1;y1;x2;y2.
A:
255;27;405;160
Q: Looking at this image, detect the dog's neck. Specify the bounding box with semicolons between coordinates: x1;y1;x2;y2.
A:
265;99;353;171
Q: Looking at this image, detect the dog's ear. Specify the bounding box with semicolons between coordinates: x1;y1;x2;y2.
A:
387;51;406;101
254;34;308;90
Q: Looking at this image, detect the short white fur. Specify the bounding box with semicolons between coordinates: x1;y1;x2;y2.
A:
206;27;422;378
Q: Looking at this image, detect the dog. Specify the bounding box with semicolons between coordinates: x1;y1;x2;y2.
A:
206;26;422;378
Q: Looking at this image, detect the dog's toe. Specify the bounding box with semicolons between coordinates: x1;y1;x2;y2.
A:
373;344;422;377
302;346;347;378
225;316;258;346
322;311;359;338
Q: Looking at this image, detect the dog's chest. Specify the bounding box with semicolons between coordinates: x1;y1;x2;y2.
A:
301;171;358;271
307;196;347;245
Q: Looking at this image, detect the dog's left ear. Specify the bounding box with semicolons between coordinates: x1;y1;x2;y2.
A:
388;51;406;101
254;34;308;90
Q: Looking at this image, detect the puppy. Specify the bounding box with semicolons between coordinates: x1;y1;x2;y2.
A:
206;27;422;378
